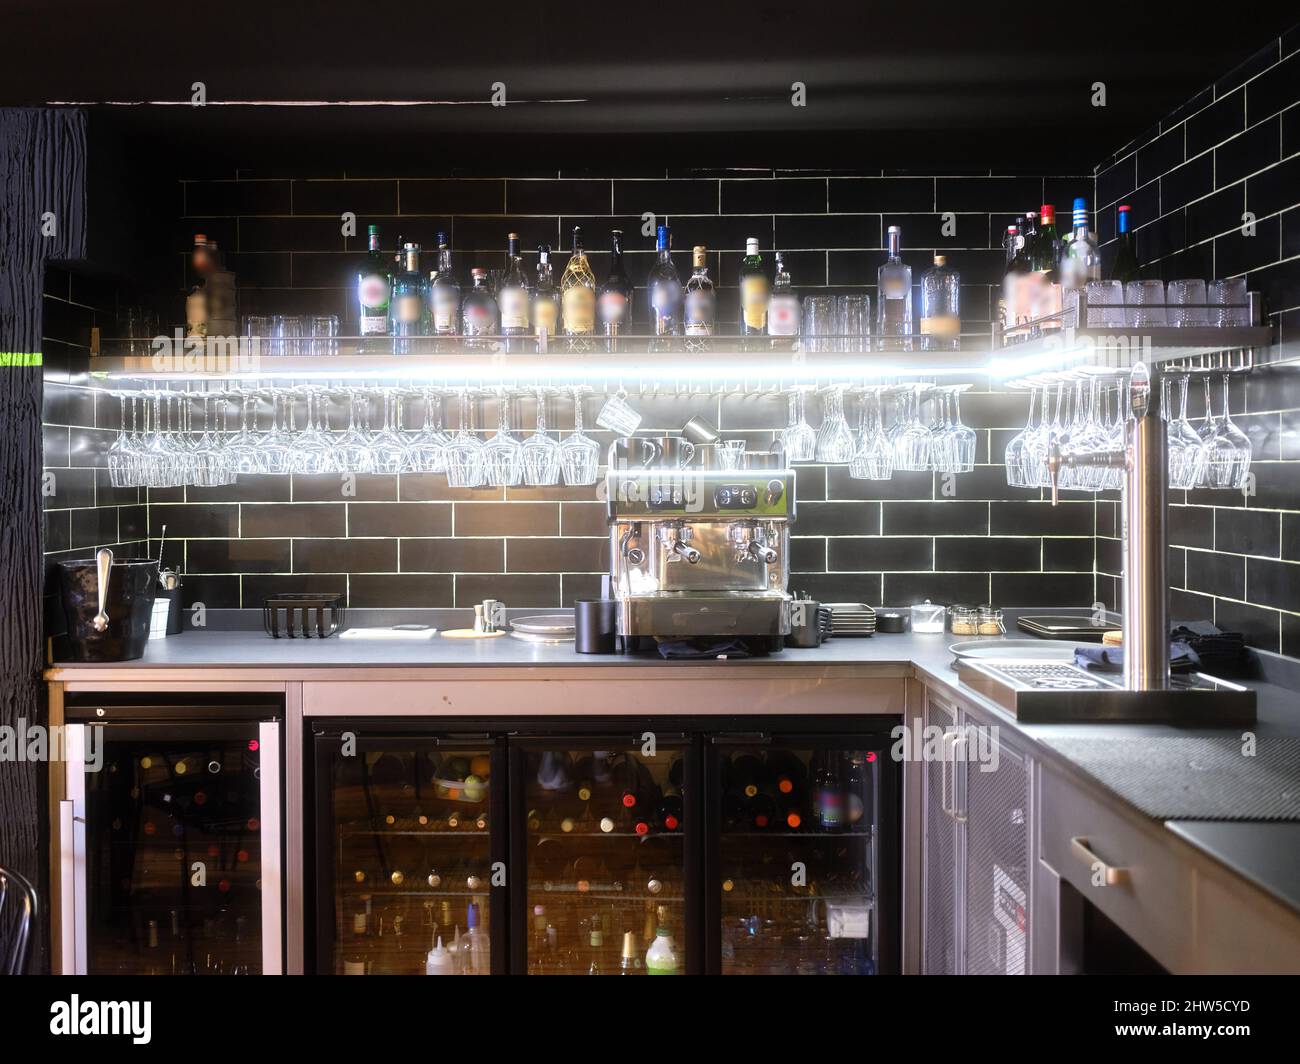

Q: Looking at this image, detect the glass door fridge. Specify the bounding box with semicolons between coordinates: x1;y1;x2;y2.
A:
509;732;701;974
705;728;898;975
59;698;283;975
311;725;507;974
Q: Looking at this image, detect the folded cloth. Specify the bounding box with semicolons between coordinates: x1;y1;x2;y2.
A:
655;637;764;659
1075;641;1200;673
1170;622;1248;675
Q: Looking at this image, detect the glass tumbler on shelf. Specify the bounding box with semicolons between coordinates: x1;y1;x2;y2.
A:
243;315;273;353
1084;280;1125;328
717;439;747;470
309;315;340;355
1166;280;1208;328
1125;280;1166;328
836;294;871;353
802;296;836;354
1208;278;1250;327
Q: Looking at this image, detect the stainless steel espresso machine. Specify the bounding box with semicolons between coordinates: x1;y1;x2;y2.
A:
606;453;796;650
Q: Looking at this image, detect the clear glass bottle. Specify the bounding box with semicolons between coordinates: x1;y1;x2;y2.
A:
531;245;561;349
461;268;500;351
920;254;961;351
389;242;428;353
427;232;460;341
357;224;392;344
561;225;596;351
598;229;633;352
767;251;799;349
1060;197;1100;328
498;232;531;351
739;237;769;343
876;225;912;351
683;244;715;352
647;224;683;351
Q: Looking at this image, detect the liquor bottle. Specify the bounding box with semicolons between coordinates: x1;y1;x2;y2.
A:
739;237;769;342
845;753;869;827
1030;204;1062;334
814;755;845;830
357;224;393;344
427;232;460;340
920;255;961;351
1005;212;1036;340
647;224;683;349
586;928;604;975
389;242;428;352
498;232;531;351
461;268;500;350
876;225;913;351
620;931;642;974
598;229;633;351
1111;204;1141;283
561;226;597;349
532;245;561;348
645;907;679;974
683;245;716;351
1060;197;1101;327
767;251;799;347
203;239;237;337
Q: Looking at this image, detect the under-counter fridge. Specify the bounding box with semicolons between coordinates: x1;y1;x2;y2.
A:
58;696;283;975
311;717;897;975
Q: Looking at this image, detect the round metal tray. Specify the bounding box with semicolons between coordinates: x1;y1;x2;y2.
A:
949;639;1090;661
510;613;577;636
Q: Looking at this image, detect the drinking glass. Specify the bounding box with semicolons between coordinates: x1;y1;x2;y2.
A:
1004;386;1038;488
1198;374;1251;488
1208;278;1250;327
254;390;293;475
815;387;857;463
891;387;931;472
309;315;340;355
482;393;524;487
521;391;562;486
1125;280;1166;328
332;390;377;474
595;390;642;436
1166;280;1208;328
276;315;305;356
444;392;485;488
107;394;134;488
370;390;413;475
717;439;747;470
779;391;817;462
836;294;871;353
849;390;893;480
802;296;836;353
1085;280;1125;328
1166;374;1207;490
559;389;601;486
944;386;977;474
290;388;338;475
406;391;450;474
243;315;273;355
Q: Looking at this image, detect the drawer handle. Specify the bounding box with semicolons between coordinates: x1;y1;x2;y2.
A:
1071;836;1130;886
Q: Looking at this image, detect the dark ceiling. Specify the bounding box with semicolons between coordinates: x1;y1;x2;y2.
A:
2;0;1296;171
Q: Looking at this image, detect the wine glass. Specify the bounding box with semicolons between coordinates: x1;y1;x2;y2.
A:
332;389;376;474
290;387;338;476
255;389;294;475
891;387;931;472
1198;373;1251;489
521;390;562;486
849;389;893;480
107;393;134;488
559;388;601;486
1004;385;1038;488
481;392;524;487
370;390;412;475
443;391;485;488
227;389;264;476
1166;375;1206;491
946;386;977;474
406;390;451;474
814;386;856;464
779;390;817;462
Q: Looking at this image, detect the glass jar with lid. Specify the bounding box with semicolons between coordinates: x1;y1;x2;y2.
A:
977;605;1005;636
948;605;979;636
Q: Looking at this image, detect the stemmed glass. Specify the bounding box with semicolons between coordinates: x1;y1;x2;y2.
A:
370;390;413;475
1004;385;1039;488
255;390;294;475
482;392;524;487
815;386;857;464
406;391;450;474
779;390;817;462
1166;375;1207;490
849;389;893;480
935;386;976;474
559;388;601;486
521;390;562;486
107;393;134;488
190;393;235;487
891;387;932;472
290;387;338;475
1198;373;1251;489
443;391;485;488
227;389;264;476
332;389;377;474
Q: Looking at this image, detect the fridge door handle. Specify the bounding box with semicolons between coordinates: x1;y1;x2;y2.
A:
951;735;968;823
63;723;88;974
708;732;771;745
435;733;491;745
939;728;958;818
258;721;283;975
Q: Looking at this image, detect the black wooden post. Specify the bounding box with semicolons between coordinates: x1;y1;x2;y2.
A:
0;107;87;972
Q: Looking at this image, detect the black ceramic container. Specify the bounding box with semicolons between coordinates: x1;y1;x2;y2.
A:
58;557;160;662
574;599;618;654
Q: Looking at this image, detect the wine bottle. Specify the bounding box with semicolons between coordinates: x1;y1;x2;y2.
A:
532;245;560;346
598;229;633;351
739;237;769;341
620;931;642;974
767;251;799;347
427;232;460;341
683;245;715;351
645;907;679;975
498;232;531;351
461;268;499;351
561;225;596;350
1111;204;1141;283
357;224;392;344
647;224;683;350
389;242;428;353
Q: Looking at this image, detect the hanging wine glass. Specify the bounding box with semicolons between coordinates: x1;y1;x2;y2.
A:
370;389;412;475
107;393;133;488
947;385;977;474
406;390;450;474
892;386;931;472
559;388;601;486
227;389;263;476
814;386;857;464
255;389;294;475
1004;385;1038;488
521;390;562;486
332;389;376;474
779;389;817;462
443;391;485;488
290;387;338;476
481;391;524;487
849;389;893;480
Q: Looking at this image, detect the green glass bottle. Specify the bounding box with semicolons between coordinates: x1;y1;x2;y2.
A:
357;224;392;344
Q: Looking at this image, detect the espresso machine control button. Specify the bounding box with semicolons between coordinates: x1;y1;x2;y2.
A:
739;488;758;507
765;479;784;503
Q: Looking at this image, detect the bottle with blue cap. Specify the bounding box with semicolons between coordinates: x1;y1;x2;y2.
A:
647;224;683;350
1061;196;1100;325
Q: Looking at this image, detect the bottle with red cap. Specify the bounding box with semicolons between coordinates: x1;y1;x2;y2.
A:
1112;204;1141;283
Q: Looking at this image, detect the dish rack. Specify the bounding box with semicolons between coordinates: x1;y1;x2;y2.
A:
263;593;346;638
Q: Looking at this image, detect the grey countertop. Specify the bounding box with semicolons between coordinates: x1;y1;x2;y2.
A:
47;626;1300;915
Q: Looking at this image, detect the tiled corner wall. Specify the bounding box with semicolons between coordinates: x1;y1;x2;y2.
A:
1093;26;1300;654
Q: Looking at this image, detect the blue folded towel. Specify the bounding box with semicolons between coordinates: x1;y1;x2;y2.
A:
1074;641;1199;673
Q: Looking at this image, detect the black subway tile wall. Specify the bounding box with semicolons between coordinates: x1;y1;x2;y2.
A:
1094;31;1300;654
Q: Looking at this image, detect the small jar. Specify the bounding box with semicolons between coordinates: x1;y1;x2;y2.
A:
948;605;979;636
910;600;947;634
977;605;1005;636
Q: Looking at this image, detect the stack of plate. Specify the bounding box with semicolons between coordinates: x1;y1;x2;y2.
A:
510;614;576;644
824;603;876;637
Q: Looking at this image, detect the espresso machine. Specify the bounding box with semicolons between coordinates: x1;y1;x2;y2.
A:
606;454;796;649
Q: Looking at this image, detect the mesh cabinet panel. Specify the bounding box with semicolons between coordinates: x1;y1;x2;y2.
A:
963;736;1029;976
921;697;959;975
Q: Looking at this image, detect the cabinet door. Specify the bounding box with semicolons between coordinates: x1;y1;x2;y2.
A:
962;727;1029;975
921;694;962;974
510;734;698;975
313;729;506;974
68;721;279;975
706;731;896;975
